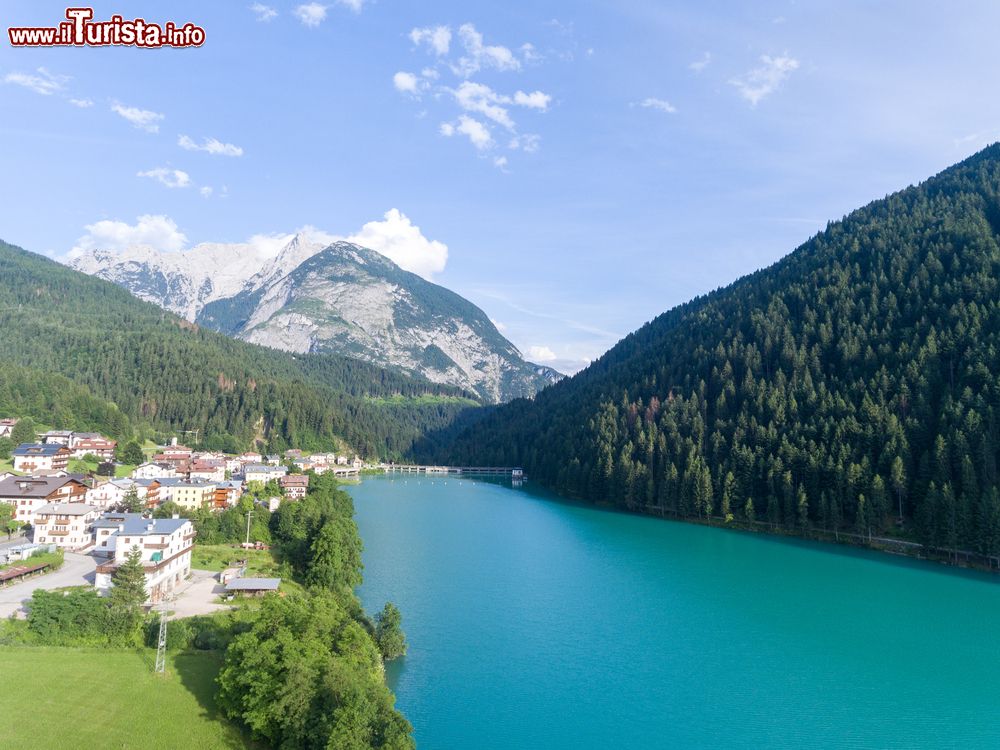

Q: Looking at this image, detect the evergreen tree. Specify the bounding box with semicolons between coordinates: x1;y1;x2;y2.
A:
374;602;407;660
108;546;148;639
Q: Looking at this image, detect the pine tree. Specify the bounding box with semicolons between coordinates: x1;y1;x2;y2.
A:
108;546;148;641
797;485;809;529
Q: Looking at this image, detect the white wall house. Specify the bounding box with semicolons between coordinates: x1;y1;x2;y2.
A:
132;462;179;480
0;476;88;526
32;503;100;550
93;513;195;604
243;464;287;484
86;479;161;511
12;443;71;473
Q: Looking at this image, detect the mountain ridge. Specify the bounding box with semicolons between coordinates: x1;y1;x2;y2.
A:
70;235;560;403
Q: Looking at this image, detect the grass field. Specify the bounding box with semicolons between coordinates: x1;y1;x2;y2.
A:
0;549;63;573
0;647;254;749
191;544;281;576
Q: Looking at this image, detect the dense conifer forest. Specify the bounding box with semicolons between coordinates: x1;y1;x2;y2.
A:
440;146;1000;559
0;240;479;457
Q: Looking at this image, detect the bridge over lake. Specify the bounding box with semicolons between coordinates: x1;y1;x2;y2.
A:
380;464;524;478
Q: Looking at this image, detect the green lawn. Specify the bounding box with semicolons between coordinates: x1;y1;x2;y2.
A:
191;544;281;576
0;647;254;749
0;549;63;573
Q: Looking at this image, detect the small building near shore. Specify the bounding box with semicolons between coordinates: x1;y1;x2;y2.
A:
225;577;281;597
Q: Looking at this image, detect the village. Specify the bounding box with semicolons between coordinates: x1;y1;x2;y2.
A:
0;416;366;613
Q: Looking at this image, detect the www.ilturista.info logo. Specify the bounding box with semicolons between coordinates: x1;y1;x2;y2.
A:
8;7;205;48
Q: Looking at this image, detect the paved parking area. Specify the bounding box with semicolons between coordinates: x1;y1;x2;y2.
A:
0;552;97;618
168;569;232;618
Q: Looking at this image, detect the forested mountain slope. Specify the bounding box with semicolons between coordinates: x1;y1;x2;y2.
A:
441;145;1000;557
0;240;479;457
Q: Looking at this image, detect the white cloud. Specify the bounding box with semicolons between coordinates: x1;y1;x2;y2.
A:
493;155;509;170
111;102;164;133
137;167;192;189
249;3;277;21
336;0;365;11
520;43;542;64
200;186;214;198
410;25;452;56
294;3;328;26
526;345;557;362
4;67;68;96
452;23;521;77
451;82;552;132
70;215;188;258
454;81;515;129
638;97;677;114
490;318;507;332
513;90;551;110
508;133;541;152
729;54;799;106
689;52;711;72
393;71;421;95
178;134;244;157
69;98;94;108
347;209;448;280
441;115;494;151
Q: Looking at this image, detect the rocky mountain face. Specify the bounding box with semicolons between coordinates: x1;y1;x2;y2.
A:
70;237;561;403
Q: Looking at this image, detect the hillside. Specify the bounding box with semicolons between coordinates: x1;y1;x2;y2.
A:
439;145;1000;558
0;239;479;458
71;237;561;403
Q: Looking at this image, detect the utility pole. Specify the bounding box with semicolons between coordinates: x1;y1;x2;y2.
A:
154;598;169;674
245;507;253;546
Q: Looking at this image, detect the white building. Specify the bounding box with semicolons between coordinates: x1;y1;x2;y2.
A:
93;513;195;604
32;503;99;550
0;475;89;526
242;464;287;484
132;462;179;480
86;479;161;511
39;430;73;446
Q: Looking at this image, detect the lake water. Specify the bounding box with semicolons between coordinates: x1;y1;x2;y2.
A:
349;475;1000;749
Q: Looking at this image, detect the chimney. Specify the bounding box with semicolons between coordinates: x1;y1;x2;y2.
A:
172;513;179;520
147;522;155;532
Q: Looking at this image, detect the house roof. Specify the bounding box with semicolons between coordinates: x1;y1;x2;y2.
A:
226;577;281;592
93;512;190;536
0;476;84;498
13;443;67;457
36;502;98;516
75;437;115;446
280;474;309;486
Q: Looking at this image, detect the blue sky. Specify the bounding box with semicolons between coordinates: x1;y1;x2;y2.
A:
2;1;1000;373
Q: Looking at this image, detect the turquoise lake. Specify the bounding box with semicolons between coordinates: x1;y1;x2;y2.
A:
349;475;1000;749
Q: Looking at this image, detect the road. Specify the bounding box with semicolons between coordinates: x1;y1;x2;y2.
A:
0;551;98;618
